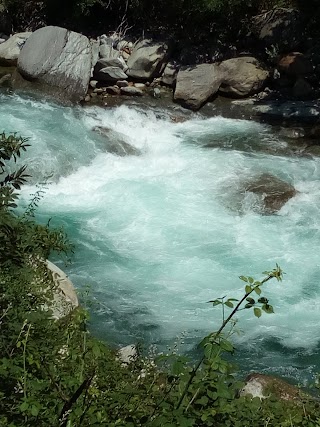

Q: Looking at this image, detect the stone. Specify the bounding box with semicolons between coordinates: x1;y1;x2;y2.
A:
278;52;313;76
46;260;78;320
174;63;222;110
122;50;130;60
292;77;313;99
94;66;128;82
90;39;99;75
127;39;169;79
151;87;161;98
116;79;129;87
161;61;179;86
251;8;302;51
93;87;104;94
99;44;119;59
120;86;143;96
118;344;138;364
235;99;320;124
89;79;98;89
17;26;92;102
244;173;297;214
106;85;121;95
0;32;32;66
278;127;305;139
93;126;141;156
96;56;126;70
0;73;11;87
134;82;146;89
84;94;91;102
219;57;269;97
240;373;304;401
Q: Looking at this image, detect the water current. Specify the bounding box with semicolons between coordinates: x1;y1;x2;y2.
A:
2;92;320;384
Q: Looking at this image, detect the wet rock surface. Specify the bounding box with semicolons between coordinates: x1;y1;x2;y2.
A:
93;126;141;156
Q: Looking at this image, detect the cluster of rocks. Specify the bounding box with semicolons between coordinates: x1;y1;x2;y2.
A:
0;7;317;111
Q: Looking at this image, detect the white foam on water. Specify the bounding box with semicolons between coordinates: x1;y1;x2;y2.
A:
2;94;320;376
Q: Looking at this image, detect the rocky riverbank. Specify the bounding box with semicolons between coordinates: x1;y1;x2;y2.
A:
0;7;319;124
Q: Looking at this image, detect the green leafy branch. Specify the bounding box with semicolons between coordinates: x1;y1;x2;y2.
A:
176;265;283;410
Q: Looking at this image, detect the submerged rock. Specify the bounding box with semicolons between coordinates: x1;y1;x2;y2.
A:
93;126;141;156
243;173;297;214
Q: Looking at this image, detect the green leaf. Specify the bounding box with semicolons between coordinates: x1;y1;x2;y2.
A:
196;396;209;406
211;300;222;306
224;300;234;308
262;304;274;314
254;286;261;295
19;401;29;412
245;285;251;294
220;339;233;353
239;276;248;282
31;405;39;416
248;277;254;284
258;297;268;304
246;297;255;304
254;307;262;318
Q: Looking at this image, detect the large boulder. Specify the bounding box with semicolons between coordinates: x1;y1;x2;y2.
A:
251;8;302;51
161;61;179;86
240;373;303;401
243;173;296;214
0;32;31;66
174;64;222;110
219;57;269;97
277;52;313;77
46;260;79;320
93;58;128;82
126;39;169;79
17;26;93;102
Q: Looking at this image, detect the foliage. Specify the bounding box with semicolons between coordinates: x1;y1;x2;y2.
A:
1;133;320;426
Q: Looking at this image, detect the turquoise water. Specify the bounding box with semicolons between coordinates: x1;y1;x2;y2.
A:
2;93;320;384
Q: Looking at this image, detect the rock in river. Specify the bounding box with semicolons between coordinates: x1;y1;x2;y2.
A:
93;126;141;156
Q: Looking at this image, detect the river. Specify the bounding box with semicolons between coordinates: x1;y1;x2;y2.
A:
2;92;320;385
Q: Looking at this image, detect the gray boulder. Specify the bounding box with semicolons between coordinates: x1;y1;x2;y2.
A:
99;44;119;59
17;26;92;102
174;64;222;110
127;39;169;79
219;57;269;97
93;126;141;156
161;61;179;86
95;66;128;82
46;260;79;320
0;32;31;66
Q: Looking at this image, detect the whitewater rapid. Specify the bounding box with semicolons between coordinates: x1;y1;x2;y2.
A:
2;93;320;382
